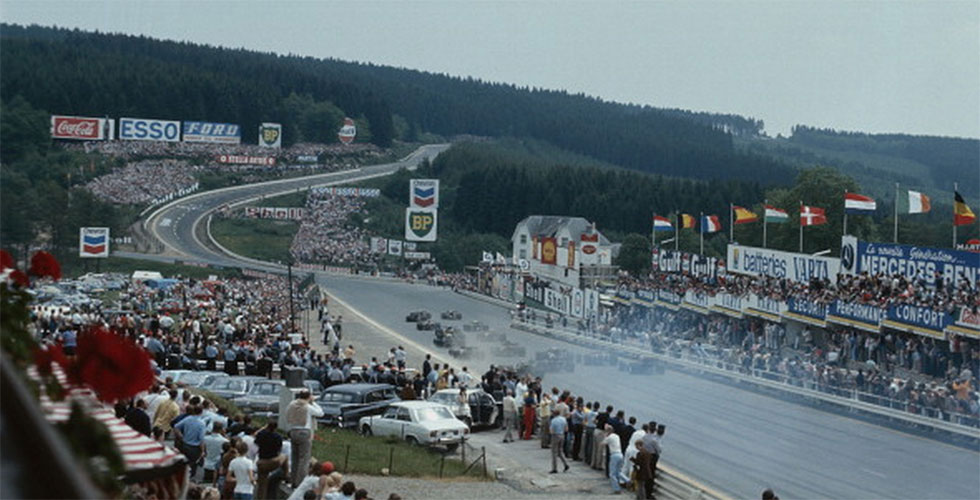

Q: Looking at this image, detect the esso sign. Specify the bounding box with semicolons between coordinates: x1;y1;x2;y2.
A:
119;117;181;142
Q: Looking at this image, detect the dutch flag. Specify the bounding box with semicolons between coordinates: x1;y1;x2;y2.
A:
844;192;876;215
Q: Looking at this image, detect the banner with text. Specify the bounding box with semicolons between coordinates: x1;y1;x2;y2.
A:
727;244;840;284
311;187;381;198
651;248;723;279
119;117;181;142
51;115;114;141
183;121;241;144
243;207;306;220
840;236;979;288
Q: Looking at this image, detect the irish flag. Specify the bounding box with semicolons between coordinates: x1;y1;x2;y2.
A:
764;205;788;224
905;191;931;214
653;215;674;231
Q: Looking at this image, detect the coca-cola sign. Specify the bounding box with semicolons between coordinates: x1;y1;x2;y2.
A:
50;115;112;140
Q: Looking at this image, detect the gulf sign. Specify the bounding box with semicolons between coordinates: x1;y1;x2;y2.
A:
183;121;241;144
119;117;180;142
79;227;110;258
410;179;439;208
338;117;357;144
51;115;114;141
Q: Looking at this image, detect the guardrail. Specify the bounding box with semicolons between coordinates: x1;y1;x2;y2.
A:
511;318;980;441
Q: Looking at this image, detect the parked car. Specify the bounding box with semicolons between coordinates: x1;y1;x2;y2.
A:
173;370;223;388
405;311;431;322
236;379;286;414
359;401;469;451
197;372;230;391
206;376;267;400
427;388;500;428
303;379;323;397
463;321;490;332
316;383;400;428
440;310;462;320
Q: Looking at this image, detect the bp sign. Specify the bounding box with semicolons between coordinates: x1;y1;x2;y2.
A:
405;208;437;242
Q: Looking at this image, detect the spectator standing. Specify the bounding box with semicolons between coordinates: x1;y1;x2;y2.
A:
549;412;570;473
285;390;324;487
227;440;256;500
501;390;517;443
174;405;207;478
254;421;288;500
602;425;625;494
202;422;229;485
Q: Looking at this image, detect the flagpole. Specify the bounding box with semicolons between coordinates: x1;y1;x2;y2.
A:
729;203;734;243
799;201;804;253
674;211;681;252
699;211;705;255
894;182;903;243
843;189;848;237
652;212;657;249
953;182;958;247
763;199;768;249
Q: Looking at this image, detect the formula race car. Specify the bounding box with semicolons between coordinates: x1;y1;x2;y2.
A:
405;310;432;322
434;326;461;347
491;339;526;358
449;345;481;360
463;321;490;332
441;310;463;320
417;320;439;331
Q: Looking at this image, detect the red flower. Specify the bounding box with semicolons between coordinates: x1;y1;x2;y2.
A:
33;344;70;376
29;251;61;281
0;250;13;271
9;269;30;288
71;326;154;403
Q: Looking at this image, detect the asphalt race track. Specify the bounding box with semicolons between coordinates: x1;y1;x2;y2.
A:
142;144;980;499
320;276;980;500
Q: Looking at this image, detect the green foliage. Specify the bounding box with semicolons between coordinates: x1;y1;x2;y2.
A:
616;233;651;275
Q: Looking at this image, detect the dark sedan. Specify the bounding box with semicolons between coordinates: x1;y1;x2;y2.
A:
316;383;400;428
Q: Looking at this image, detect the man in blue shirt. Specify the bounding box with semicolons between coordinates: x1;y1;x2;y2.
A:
549;412;569;473
174;405;207;477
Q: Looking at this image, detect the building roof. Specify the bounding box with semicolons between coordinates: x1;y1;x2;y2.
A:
514;215;612;245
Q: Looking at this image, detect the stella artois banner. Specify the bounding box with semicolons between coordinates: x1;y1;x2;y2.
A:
405;207;438;242
258;122;282;148
541;237;558;265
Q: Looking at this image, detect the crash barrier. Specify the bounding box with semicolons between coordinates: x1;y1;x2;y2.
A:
313;434;487;479
511;319;980;442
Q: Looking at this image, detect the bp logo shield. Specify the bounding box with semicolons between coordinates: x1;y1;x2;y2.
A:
405;208;437;242
258;122;282;148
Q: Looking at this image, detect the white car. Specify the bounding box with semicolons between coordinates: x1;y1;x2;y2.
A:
358;401;469;451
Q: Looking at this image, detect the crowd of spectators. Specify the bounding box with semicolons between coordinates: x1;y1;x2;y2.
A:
85;159;197;205
65;139;385;166
289;191;376;268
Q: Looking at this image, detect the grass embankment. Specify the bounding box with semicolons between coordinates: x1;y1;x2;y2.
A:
209;218;299;264
191;389;486;480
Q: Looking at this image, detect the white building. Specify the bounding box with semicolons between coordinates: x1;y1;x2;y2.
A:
511;215;617;287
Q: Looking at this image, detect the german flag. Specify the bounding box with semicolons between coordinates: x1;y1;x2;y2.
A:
679;213;696;229
954;191;976;226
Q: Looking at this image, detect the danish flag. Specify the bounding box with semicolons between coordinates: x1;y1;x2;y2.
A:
800;205;827;226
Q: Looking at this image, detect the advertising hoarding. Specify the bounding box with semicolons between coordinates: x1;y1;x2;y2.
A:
727;244;840;284
182;121;241;144
119;117;181;142
51;115;114;141
840;236;979;287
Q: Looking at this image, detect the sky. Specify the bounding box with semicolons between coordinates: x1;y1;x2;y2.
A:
2;1;978;139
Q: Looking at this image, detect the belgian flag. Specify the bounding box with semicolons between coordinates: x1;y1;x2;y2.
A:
954;191;976;226
679;214;696;229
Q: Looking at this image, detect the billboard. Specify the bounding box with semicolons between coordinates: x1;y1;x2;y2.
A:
51;115;114;141
405;208;438;242
338;117;357;144
540;237;558;265
217;155;276;166
79;227;110;258
118;117;181;142
410;179;439;208
727;244;840;284
370;237;388;254
388;239;403;256
311;187;381;197
651;248;723;279
258;122;282;148
183;121;241;144
840;236;979;287
244;207;306;220
404;251;431;260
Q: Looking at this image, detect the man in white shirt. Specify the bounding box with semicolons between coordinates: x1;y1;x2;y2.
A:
602;425;624;494
202;422;229;484
285;390;324;487
227;441;255;499
501;390;518;443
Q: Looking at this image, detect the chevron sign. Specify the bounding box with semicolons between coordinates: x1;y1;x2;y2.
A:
410;179;439;209
79;227;110;258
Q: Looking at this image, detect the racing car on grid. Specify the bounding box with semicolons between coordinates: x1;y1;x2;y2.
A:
405;310;432;322
440;310;463;320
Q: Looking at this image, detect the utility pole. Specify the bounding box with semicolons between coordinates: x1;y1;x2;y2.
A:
287;259;296;332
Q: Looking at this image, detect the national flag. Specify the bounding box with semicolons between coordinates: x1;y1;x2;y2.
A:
905;190;931;214
764;205;788;224
679;214;695;229
653;216;674;231
800;205;827;226
954;191;976;226
733;206;758;224
700;215;721;233
844;192;876;214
